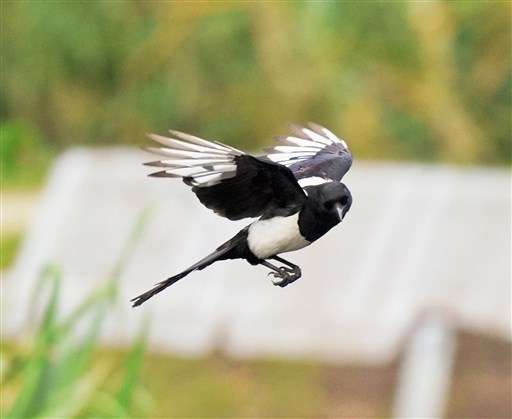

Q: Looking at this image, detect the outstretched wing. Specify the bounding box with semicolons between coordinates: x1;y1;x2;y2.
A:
264;123;353;187
144;130;306;220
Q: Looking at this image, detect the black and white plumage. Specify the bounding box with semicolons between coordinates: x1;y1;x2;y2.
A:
264;122;352;187
131;123;353;307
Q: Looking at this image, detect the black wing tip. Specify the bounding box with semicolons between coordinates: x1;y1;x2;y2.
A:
144;161;167;167
147;170;183;178
182;176;194;186
148;171;171;178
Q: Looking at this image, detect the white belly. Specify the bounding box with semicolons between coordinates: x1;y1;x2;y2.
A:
247;212;310;259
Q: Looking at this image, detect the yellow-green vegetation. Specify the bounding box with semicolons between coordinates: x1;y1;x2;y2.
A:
0;263;384;417
1;210;152;418
3;342;384;418
110;351;326;417
0;233;21;270
1;266;147;418
1;3;511;417
1;199;509;418
0;206;390;418
1;122;52;189
2;1;510;178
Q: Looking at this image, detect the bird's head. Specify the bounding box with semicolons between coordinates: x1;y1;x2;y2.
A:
304;181;352;223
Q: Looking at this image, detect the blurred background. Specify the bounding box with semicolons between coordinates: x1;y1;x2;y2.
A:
1;1;510;418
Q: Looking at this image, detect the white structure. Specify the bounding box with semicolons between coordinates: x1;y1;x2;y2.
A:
4;148;510;354
3;148;510;416
393;314;457;418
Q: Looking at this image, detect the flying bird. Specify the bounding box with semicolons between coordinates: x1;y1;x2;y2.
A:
131;123;353;307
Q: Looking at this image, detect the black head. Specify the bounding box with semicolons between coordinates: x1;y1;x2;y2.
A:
304;181;352;222
297;181;352;242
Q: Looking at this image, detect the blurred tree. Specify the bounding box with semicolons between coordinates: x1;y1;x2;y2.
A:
1;1;510;170
0;121;51;186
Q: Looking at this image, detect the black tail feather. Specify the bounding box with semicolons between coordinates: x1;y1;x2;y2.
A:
131;251;220;307
131;227;249;307
131;270;192;307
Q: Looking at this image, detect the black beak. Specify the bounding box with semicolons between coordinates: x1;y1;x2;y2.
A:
334;203;344;221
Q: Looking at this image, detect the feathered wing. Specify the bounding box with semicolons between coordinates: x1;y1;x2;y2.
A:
264;123;353;186
144;130;306;220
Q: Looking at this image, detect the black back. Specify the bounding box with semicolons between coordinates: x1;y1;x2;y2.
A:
193;155;307;220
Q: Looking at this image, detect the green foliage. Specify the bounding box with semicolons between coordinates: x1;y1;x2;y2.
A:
384;107;437;161
0;200;327;417
1;210;152;418
0;232;21;269
134;353;324;417
1;266;148;418
0;121;52;188
1;2;509;169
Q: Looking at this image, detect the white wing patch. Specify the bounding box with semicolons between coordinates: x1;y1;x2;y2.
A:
266;122;349;167
144;130;243;187
297;176;330;188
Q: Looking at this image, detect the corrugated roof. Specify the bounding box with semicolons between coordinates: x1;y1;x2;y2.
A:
4;148;510;363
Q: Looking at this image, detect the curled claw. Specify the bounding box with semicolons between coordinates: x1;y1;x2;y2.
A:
267;270;286;285
270;268;301;287
262;259;302;287
271;272;292;287
272;277;288;287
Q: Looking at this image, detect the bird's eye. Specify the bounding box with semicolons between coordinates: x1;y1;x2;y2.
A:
324;200;334;210
340;196;348;206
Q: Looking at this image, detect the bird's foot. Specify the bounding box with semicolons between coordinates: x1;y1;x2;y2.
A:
268;266;301;287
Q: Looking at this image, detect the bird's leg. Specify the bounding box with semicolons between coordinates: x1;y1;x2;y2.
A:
272;255;301;276
260;258;302;288
260;260;287;280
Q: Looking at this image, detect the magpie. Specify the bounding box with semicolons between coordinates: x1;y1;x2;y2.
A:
131;123;353;307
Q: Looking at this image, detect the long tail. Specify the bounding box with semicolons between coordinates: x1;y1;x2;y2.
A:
131;229;247;307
